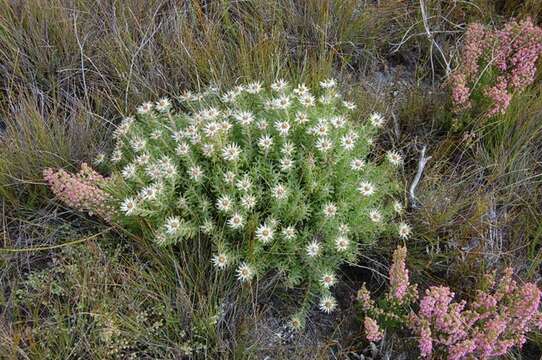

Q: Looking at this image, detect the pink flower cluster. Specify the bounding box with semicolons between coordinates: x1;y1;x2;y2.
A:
451;18;542;116
363;316;383;342
357;246;542;359
409;270;542;359
389;245;410;302
357;246;417;341
43;163;113;221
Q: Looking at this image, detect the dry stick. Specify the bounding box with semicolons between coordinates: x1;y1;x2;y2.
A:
409;145;431;209
124;6;164;112
0;227;111;253
419;0;452;81
73;14;89;108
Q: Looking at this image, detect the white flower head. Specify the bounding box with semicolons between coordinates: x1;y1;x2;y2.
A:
279;157;294;172
121;163;137;180
299;93;315;107
150;129;162;140
160;158;177;178
211;253;229;270
323;203;338;219
281;142;295;156
393;201;404;214
289;315;304;331
236;175;252;192
273;94;291;109
188;165;204;182
246;81;263;94
271;79;288;92
319;295;337;313
256;223;274;243
114;117;133;138
335;235;350;252
240;194;256;210
329;116;346;129
234;111;254;127
176;142;190;156
350;158;365;171
171;130;184;142
236;262;255;283
200;219;214;234
203;121;221;138
216;195;233;213
320;78;336;89
315;137;333;153
293;83;309;96
258;134;274;152
158;156;177;177
295;112;310;125
155;97;171;113
369;112;385;128
310;121;329;137
146;163;164;181
131;137;146;152
140;185;158;201
275;120;291;136
130;150;147;164
272;184;288;201
165;216;182;236
282;226;296;240
256;119;268;131
358;181;375;196
221;90;238;103
94;152;106;165
222;143;242;162
179;90;194;102
220;120;233;133
227;212;244;230
320;272;336;288
224;171;236;185
398;222;412;239
202;107;220;121
369;209;383;223
267;217;279;228
154;233;168;246
306;241;321;257
202;143;215;158
137;101;153;114
341;132;357;151
120;197;137;215
343;100;356;110
386;150;403;166
263;99;274;110
339;223;350;234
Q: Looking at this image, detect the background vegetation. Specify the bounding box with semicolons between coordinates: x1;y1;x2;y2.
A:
1;0;541;358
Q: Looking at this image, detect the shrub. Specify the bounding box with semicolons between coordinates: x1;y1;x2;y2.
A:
357;246;542;359
45;80;407;323
450;18;542;117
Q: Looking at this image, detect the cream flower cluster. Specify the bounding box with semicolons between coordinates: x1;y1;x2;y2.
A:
96;79;409;323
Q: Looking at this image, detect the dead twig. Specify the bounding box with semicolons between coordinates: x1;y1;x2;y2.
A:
409;145;431;209
419;0;452;82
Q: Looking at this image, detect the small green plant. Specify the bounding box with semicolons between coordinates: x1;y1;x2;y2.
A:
45;80;408;325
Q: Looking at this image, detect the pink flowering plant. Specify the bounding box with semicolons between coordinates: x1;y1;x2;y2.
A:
450;18;542;118
43;163;113;222
357;246;542;359
357;245;418;342
44;80;409;326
